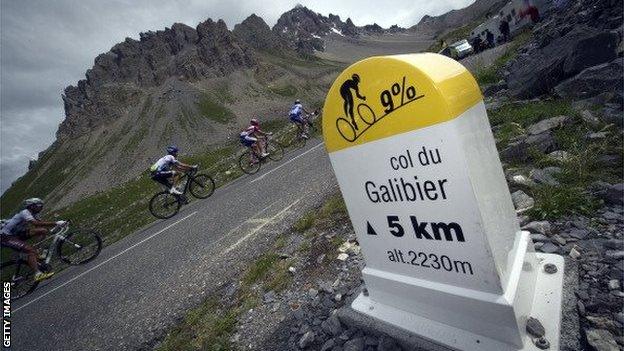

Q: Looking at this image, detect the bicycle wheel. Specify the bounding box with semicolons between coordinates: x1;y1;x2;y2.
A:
307;120;318;135
149;191;181;219
239;151;261;174
0;260;39;300
290;129;307;149
267;142;284;161
58;229;103;265
189;174;215;199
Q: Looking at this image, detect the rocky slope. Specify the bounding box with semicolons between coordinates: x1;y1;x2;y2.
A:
409;0;507;36
272;5;409;56
505;0;623;101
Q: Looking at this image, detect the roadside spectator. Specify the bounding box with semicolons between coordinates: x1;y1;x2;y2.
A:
519;0;540;23
486;29;494;48
499;19;510;42
472;36;482;53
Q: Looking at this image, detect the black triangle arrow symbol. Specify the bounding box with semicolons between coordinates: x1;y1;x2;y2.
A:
366;221;377;235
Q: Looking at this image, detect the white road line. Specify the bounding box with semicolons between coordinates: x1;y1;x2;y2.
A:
204;200;279;250
250;142;324;184
14;211;198;313
222;197;302;255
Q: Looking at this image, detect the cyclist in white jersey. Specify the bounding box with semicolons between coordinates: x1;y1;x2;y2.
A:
150;146;196;195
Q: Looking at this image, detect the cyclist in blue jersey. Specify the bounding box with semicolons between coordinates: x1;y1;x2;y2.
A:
288;99;312;138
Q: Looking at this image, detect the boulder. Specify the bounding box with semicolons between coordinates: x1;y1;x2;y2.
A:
511;190;535;212
591;182;624;205
501;132;557;161
555;58;623;101
299;331;315;349
508;26;619;98
522;221;551;235
526;317;545;338
343;337;365;351
482;81;508;96
526;115;571;135
585;329;619;351
321;315;343;336
580;110;602;128
530;167;562;186
548;150;571;162
510;174;536;188
601;104;624;127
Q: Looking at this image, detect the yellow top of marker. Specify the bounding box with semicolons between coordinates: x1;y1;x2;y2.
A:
322;53;482;153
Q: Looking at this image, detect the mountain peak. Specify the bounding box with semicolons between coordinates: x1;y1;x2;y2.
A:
233;14;286;51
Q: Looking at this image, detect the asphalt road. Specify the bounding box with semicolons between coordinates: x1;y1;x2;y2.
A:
9;140;338;351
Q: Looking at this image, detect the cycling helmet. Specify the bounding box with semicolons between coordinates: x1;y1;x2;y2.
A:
352;74;360;83
24;198;44;208
166;145;179;155
294;99;301;104
250;118;259;126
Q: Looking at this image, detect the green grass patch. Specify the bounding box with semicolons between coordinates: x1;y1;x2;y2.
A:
527;185;599;220
198;94;235;123
124;126;149;151
293;193;347;234
157;298;237;351
268;84;298;97
263;258;293;292
475;30;532;86
213;82;235;104
488;99;576;127
475;65;500;85
242;253;279;286
1;147;76;217
493;122;524;146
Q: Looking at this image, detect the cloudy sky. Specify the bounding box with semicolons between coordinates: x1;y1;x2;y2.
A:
0;0;474;194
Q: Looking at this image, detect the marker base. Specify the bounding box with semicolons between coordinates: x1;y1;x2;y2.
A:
349;253;564;351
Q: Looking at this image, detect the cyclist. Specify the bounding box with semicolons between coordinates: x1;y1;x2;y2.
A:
150;145;196;195
240;118;271;159
288;99;312;138
0;198;66;282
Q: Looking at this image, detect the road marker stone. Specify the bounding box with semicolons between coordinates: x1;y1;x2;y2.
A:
322;53;565;351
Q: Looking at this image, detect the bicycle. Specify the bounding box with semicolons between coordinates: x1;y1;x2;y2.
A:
288;110;321;148
148;167;215;219
1;223;102;300
238;135;284;175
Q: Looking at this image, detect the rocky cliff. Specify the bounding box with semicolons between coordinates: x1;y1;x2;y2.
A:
1;11;344;214
60;20;256;141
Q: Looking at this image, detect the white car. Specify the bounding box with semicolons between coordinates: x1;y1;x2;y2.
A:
450;39;474;59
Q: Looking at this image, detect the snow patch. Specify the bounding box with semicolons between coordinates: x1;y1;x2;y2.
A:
330;27;344;36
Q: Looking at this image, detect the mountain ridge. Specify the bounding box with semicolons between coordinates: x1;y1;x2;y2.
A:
1;1;490;214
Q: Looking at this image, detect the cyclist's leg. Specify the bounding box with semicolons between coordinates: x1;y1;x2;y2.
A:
246;136;261;156
295;116;308;137
1;236;38;271
152;171;174;190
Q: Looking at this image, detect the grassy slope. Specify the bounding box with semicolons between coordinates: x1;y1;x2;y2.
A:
490;99;623;219
0;50;341;217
